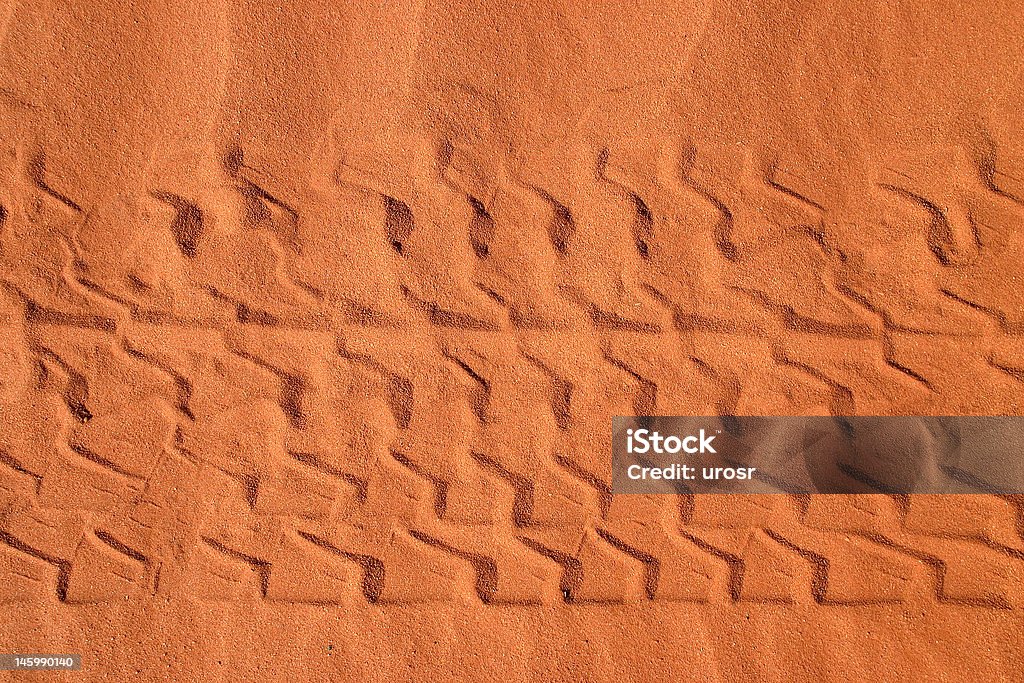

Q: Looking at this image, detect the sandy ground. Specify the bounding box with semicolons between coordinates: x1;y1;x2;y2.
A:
0;0;1023;680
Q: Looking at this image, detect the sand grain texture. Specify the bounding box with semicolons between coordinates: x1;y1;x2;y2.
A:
0;0;1023;680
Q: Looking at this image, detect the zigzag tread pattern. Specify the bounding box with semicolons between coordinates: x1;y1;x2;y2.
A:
1;134;1023;609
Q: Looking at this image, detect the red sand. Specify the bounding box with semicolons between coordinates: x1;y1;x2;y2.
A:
0;1;1023;680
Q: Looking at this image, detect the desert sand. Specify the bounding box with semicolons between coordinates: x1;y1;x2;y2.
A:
0;0;1023;680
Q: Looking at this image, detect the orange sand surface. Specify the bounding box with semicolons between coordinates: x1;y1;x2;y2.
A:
0;0;1023;680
